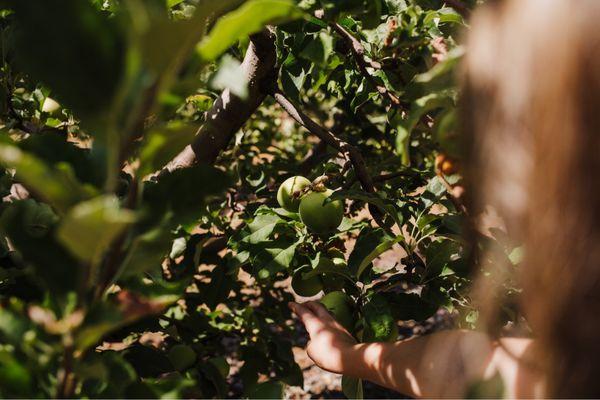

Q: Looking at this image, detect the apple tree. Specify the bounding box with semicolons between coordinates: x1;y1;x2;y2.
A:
0;0;521;398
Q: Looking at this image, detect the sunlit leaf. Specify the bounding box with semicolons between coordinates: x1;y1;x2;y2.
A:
197;0;302;61
57;195;136;265
138;123;198;176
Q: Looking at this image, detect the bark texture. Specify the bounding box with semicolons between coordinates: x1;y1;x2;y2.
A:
166;30;276;170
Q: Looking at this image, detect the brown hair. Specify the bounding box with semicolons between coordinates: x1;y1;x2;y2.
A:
462;0;600;396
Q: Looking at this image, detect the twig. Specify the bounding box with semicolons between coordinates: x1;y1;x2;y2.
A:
272;89;375;194
56;341;75;398
343;170;413;190
436;170;467;214
330;22;405;109
271;90;399;232
372;171;412;182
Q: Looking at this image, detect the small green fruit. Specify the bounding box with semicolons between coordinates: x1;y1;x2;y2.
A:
168;344;196;371
299;190;343;234
277;176;311;212
292;266;323;297
320;291;354;331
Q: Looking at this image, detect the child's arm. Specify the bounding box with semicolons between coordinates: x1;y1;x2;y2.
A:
289;301;541;398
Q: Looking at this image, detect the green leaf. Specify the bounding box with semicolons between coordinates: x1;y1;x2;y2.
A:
332;190;403;228
348;227;386;277
197;0;302;61
79;352;137;398
298;32;334;66
356;234;403;279
0;141;94;214
57;195;136;265
280;60;307;103
394;92;454;165
248;381;285;399
141;165;230;229
382;292;438;321
304;253;353;281
0;350;32;398
424;239;461;279
142;374;196;399
243;214;282;244
414;47;465;84
10;0;125;118
0;200;81;294
255;240;299;279
118;224;173;277
0;308;29;345
19;131;104;187
124;344;173;378
362;293;398;342
195;264;235;310
167;0;185;7
199;360;229;398
423;8;464;27
74;303;123;352
211;55;249;99
138;123;199;176
342;376;363;400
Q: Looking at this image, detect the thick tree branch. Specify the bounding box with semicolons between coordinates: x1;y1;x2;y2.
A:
166;31;277;170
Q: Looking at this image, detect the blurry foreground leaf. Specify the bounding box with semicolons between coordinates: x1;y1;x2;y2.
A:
57;195;136;265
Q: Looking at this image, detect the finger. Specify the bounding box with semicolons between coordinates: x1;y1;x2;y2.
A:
290;302;324;335
304;301;334;320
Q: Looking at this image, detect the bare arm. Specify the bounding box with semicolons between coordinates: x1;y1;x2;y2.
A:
290;302;542;398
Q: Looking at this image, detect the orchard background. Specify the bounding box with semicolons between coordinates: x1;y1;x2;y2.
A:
0;0;522;398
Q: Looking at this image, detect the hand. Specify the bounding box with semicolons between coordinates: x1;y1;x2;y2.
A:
289;301;357;374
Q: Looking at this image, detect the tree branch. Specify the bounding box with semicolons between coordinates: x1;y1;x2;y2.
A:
272;89;375;194
330;22;405;109
271;90;399;231
165;30;277;170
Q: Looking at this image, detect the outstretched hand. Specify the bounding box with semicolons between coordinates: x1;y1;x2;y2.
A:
289;301;357;374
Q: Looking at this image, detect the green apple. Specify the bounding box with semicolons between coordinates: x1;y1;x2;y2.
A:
277;176;311;212
291;266;323;297
320;291;354;331
299;190;343;234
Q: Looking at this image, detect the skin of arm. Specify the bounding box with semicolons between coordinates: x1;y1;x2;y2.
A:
289;301;543;398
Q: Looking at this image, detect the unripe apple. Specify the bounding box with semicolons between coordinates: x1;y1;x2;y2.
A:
292;266;323;297
276;176;311;212
299;189;343;234
320;291;354;331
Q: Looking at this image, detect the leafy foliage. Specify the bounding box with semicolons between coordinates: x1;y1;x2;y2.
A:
0;0;521;398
